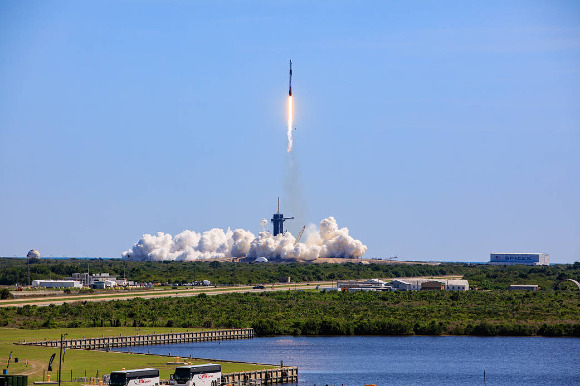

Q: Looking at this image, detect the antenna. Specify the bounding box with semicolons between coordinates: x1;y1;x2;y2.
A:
277;197;280;214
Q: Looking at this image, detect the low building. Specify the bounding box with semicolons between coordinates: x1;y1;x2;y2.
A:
32;280;82;288
66;272;119;287
445;280;470;291
390;279;424;291
421;281;445;291
508;285;539;291
390;278;470;291
489;253;549;266
337;279;392;292
68;272;90;286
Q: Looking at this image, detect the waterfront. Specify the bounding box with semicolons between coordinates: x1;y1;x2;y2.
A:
114;335;580;385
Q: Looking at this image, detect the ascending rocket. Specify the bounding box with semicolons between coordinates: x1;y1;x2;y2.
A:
289;60;292;96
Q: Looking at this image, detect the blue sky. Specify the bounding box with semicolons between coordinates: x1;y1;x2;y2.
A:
1;1;579;263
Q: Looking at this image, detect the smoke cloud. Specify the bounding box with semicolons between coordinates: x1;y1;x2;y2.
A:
123;217;367;262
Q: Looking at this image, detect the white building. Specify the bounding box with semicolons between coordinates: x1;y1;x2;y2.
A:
337;279;392;292
32;280;82;288
489;253;549;266
508;284;539;291
390;279;425;291
445;280;470;291
66;272;119;287
390;278;469;291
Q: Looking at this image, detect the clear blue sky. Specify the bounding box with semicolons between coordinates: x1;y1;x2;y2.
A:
1;1;579;263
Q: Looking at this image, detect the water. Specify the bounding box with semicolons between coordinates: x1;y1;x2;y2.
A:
115;336;580;385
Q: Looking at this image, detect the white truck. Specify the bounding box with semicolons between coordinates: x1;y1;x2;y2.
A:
109;368;160;386
170;364;221;386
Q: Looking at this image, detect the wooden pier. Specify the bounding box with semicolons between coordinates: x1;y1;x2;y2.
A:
222;367;298;385
21;328;254;350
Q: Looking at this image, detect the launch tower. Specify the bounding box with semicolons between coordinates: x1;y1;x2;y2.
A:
271;198;293;236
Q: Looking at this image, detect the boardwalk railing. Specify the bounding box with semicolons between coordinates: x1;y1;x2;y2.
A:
20;328;254;350
222;367;298;386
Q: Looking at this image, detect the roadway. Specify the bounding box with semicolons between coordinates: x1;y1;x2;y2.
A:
0;275;463;308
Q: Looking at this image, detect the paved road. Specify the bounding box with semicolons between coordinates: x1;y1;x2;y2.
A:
0;282;332;307
0;276;463;308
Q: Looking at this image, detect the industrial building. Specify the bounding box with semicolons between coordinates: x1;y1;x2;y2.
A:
32;280;82;288
390;279;426;291
445;280;470;291
489;253;549;266
421;281;445;291
337;279;392;292
508;284;539;291
332;278;469;292
390;279;469;291
65;272;121;288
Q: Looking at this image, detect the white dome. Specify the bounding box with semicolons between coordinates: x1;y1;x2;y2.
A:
27;249;40;259
254;257;268;263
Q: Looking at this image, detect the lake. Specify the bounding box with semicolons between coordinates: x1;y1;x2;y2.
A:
114;335;580;385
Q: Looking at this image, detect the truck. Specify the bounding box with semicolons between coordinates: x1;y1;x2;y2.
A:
170;364;221;386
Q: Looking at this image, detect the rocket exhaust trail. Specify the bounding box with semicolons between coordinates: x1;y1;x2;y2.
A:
287;60;293;153
287;95;293;152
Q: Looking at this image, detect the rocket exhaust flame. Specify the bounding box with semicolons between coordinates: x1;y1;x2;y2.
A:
287;95;293;152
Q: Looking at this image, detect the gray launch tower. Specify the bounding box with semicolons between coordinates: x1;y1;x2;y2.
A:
271;198;293;236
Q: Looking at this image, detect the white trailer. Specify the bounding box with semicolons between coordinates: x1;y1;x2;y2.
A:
170;364;221;386
109;368;160;386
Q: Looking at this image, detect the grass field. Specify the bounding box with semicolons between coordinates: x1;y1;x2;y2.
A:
0;327;274;384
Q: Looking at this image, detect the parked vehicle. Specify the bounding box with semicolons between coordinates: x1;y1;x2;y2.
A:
109;368;159;386
170;364;221;386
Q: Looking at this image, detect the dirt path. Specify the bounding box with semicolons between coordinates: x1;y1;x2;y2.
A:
18;358;43;377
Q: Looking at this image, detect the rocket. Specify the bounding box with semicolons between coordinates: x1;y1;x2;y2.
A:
289;60;292;96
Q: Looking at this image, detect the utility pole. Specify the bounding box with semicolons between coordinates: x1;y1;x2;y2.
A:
58;333;67;386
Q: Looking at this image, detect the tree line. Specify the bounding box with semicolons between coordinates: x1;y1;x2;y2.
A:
1;290;579;337
1;258;579;290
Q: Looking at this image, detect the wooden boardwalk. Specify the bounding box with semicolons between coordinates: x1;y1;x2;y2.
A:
222;367;298;385
20;328;254;350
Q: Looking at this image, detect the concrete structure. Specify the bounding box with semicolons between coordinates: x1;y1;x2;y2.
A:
445;279;469;291
32;280;82;288
508;284;539;291
489;253;549;266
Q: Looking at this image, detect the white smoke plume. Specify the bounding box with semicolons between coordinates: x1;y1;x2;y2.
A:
123;217;367;261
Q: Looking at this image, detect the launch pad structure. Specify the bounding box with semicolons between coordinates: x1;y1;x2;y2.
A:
271;198;293;236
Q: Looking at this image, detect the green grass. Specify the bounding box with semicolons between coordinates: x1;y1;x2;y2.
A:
0;327;274;384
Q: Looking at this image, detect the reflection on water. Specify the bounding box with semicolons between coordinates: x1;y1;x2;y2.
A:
114;335;580;386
